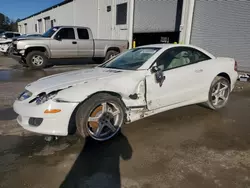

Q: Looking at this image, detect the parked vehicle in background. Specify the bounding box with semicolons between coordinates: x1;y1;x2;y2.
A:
13;33;43;40
13;44;238;141
0;31;21;55
9;26;129;69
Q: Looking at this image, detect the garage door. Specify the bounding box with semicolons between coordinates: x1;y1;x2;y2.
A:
190;0;250;72
134;0;178;33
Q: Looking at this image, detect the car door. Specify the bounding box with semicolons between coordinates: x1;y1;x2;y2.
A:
145;47;211;110
50;27;78;58
76;28;94;57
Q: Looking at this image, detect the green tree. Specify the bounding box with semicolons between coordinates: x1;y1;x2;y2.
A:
0;12;19;31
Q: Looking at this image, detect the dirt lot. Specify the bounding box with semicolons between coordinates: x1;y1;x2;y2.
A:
0;55;250;188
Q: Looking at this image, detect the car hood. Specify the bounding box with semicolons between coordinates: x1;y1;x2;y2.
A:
16;37;48;41
0;39;12;44
25;67;126;94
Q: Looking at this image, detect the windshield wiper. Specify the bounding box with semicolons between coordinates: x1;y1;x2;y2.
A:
104;66;125;70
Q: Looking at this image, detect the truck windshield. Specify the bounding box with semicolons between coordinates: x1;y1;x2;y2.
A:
101;48;160;70
42;27;59;38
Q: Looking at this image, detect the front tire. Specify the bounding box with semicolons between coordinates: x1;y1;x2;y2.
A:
26;51;48;70
206;76;230;110
76;93;125;141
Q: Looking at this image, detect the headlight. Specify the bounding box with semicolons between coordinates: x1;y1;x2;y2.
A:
18;90;32;101
36;91;58;105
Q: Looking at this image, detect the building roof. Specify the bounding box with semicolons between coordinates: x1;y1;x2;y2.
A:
19;0;73;22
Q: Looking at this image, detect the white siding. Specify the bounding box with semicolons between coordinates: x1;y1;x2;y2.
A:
17;0;133;41
18;2;74;34
74;0;98;38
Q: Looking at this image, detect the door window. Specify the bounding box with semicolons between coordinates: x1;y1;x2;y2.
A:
56;28;75;39
116;3;127;25
5;33;14;38
156;47;211;71
77;28;89;39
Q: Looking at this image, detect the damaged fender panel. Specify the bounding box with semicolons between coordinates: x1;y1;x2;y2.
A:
55;70;148;108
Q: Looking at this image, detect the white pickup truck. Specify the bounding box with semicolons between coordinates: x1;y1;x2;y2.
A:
10;26;129;69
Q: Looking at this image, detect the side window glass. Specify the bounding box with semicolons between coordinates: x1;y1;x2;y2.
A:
189;49;211;63
5;33;14;38
157;48;189;71
56;28;75;39
156;47;211;71
77;29;89;39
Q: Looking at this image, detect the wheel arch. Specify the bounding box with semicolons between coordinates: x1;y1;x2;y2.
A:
105;47;121;55
217;72;231;84
24;46;51;58
67;91;126;135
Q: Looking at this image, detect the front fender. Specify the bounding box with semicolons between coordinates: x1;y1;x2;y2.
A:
55;75;147;108
24;45;51;58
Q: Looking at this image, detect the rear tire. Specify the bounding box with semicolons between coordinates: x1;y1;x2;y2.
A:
76;93;125;141
26;51;48;70
104;50;119;62
206;76;230;110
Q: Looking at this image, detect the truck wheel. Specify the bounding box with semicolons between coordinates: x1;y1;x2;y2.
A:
104;50;119;62
206;76;230;110
26;51;48;69
76;93;125;141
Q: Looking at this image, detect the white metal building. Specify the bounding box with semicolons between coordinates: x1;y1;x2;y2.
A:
18;0;250;71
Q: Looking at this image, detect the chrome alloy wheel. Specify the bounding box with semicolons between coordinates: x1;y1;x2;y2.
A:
31;55;44;66
211;81;230;107
87;102;122;141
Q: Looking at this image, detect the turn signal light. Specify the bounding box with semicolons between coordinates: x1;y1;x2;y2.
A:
44;109;61;114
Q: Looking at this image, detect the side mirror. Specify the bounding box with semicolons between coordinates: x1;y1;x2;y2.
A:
2;35;7;39
151;65;165;87
151;66;159;73
55;34;61;40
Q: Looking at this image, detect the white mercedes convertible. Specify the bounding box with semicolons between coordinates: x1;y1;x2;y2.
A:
13;44;238;141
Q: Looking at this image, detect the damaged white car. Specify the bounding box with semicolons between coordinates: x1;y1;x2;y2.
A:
0;32;20;55
13;44;238;141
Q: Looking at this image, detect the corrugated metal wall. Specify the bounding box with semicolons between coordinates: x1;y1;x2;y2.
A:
190;0;250;71
134;0;178;33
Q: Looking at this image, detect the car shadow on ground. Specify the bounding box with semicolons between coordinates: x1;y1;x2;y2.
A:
49;58;98;65
60;133;133;188
0;107;17;121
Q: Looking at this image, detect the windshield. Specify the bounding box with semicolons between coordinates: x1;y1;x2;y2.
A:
42;27;59;38
101;48;160;70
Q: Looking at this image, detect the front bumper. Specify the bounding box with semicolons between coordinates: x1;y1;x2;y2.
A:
13;99;78;136
0;43;10;53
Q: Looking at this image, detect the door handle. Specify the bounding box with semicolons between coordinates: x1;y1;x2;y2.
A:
195;69;203;73
72;41;77;44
